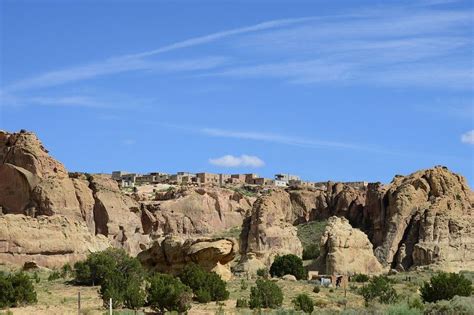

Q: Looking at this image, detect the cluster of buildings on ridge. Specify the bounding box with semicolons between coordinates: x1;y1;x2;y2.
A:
111;170;368;190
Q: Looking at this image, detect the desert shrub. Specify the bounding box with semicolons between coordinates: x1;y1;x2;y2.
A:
249;279;283;309
74;248;146;309
48;270;61;281
195;288;212;303
420;272;472;303
178;263;229;302
358;275;398;305
61;263;72;278
147;273;192;313
423;295;474;315
292;293;314;314
32;272;40;284
0;271;37;309
240;279;248;290
329;288;334;293
256;268;268;278
313;285;320;293
351;274;370;283
386;303;422;315
236;298;249;308
269;254;307;280
302;244;320;260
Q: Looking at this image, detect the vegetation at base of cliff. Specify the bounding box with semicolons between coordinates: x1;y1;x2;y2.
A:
420;272;473;303
292;293;314;313
358;275;398;305
0;271;37;309
270;254;307;280
178;263;229;302
249;279;284;309
73;248;146;309
147;273;192;313
297;220;327;260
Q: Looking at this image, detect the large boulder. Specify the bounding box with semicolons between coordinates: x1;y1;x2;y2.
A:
138;236;238;280
314;216;383;275
0;214;110;268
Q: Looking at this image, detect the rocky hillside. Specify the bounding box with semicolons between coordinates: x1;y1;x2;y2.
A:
0;130;253;269
0;130;472;275
240;167;474;273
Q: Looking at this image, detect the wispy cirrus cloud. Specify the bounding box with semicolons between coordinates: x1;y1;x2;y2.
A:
209;154;265;168
3;17;319;92
209;9;473;89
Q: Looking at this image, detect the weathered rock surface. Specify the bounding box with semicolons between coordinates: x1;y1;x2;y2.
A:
0;130;68;179
0;214;110;268
138;236;238;280
239;185;366;267
0;130;151;266
368;167;474;272
314;216;383;275
143;187;254;236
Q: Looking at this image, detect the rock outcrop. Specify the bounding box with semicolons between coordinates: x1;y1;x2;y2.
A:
0;130;150;266
142;187;255;236
368;167;474;272
0;214;110;268
138;236;238;280
239;185;366;267
314;216;383;275
240;190;303;266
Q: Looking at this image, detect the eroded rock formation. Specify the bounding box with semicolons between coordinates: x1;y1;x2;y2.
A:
137;236;238;280
314;216;383;275
368;167;474;272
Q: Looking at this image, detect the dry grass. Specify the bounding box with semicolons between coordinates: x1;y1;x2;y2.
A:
1;268;463;315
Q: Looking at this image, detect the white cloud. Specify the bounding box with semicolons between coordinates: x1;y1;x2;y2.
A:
209;155;265;168
461;130;474;145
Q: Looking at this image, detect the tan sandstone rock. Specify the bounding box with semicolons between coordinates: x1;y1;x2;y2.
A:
0;214;110;268
0;164;39;214
314;216;383;275
138;236;238;280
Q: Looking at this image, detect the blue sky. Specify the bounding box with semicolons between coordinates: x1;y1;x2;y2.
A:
1;0;473;185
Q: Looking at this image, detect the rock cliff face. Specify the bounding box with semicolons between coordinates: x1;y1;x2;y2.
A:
143;187;254;236
138;236;238;280
0;214;110;267
315;216;383;275
239;184;366;267
367;167;474;272
0;130;148;266
240;167;473;272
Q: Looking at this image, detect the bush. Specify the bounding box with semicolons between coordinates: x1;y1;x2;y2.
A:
351;274;370;283
420;272;472;303
0;271;37;309
292;293;314;314
236;298;248;308
386;303;422;315
32;272;40;284
147;273;192;313
269;254;307;280
48;271;61;281
240;279;248;290
178;263;229;302
195;288;212;303
256;268;268;278
358;276;398;305
61;263;72;278
313;286;320;293
424;295;474;315
74;248;146;309
302;244;320;260
249;279;283;309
